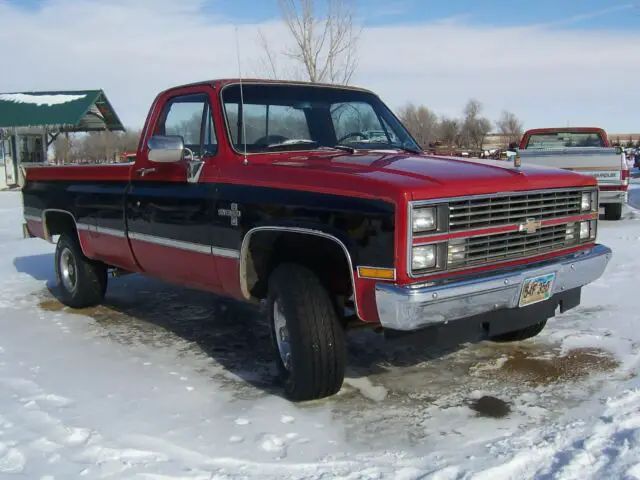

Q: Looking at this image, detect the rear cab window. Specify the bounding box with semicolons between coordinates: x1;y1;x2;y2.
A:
525;131;605;149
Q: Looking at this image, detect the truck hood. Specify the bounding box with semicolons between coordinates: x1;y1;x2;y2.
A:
271;150;596;200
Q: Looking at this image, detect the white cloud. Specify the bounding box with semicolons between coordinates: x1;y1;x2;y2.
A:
1;0;638;132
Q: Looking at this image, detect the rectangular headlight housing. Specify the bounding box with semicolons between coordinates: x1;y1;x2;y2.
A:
410;242;447;274
412;245;436;270
574;220;597;241
412;207;436;233
579;221;590;239
581;190;597;212
410;204;448;235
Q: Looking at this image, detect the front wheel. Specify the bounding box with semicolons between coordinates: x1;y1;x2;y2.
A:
55;233;107;309
489;320;547;343
267;263;347;401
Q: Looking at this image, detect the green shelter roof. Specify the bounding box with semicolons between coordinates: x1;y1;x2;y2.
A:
0;90;125;133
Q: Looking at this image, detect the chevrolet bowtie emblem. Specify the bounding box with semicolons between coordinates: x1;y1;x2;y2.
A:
519;218;541;234
218;202;242;226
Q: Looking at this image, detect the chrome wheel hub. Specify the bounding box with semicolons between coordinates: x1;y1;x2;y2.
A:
59;248;78;292
273;299;292;372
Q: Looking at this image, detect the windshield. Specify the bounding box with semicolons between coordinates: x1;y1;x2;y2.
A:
220;83;421;154
525;131;605;149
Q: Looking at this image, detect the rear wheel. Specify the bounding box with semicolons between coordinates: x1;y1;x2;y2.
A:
489;320;547;343
604;203;622;221
55;233;107;308
267;263;347;401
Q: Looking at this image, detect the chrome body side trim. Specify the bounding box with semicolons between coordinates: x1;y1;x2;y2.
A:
127;231;240;258
376;244;612;331
76;223;127;239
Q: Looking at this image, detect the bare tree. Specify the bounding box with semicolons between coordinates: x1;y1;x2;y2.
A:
396;103;439;148
496;110;524;147
460;99;492;149
258;0;360;84
53;134;73;164
53;130;141;164
438;117;461;147
626;136;635;148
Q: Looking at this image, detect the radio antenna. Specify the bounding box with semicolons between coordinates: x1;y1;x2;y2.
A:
235;26;248;165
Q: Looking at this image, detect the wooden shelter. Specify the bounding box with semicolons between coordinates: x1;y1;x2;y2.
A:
0;90;124;187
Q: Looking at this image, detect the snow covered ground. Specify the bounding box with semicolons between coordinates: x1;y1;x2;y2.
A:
2;189;640;479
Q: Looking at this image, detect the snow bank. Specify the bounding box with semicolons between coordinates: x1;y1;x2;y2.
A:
1;190;640;479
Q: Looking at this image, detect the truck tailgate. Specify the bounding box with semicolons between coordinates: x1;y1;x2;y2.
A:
518;147;626;187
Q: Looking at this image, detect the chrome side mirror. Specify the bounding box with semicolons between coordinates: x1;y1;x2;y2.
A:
147;135;184;163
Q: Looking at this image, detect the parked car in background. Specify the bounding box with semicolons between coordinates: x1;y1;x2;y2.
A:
512;127;628;220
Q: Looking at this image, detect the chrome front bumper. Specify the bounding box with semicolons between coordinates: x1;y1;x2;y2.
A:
375;244;612;331
599;190;627;205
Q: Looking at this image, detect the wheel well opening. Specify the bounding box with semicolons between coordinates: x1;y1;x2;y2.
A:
44;211;77;241
244;231;354;302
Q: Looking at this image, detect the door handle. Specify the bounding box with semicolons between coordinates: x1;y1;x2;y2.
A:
136;167;156;177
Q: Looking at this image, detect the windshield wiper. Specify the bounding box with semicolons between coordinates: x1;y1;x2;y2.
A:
264;140;356;154
391;144;422;154
330;144;356;154
265;139;319;149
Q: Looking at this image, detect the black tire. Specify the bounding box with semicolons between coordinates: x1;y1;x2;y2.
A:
604;203;622;221
489;320;547;343
267;263;347;401
54;233;107;309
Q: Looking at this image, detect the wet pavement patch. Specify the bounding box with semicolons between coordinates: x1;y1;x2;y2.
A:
469;395;512;418
39;299;64;312
39;297;114;321
498;347;620;385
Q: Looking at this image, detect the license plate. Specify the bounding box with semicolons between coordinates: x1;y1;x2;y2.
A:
519;272;556;307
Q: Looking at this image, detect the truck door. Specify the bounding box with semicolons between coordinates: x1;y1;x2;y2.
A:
126;86;222;290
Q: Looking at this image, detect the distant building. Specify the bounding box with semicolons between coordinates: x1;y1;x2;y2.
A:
0;90;124;187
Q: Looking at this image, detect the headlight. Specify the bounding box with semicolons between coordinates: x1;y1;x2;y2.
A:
412;245;436;270
412;207;436;233
579;221;590;239
581;191;593;211
578;220;597;240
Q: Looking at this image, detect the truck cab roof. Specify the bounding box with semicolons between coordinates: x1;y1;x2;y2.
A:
158;78;378;97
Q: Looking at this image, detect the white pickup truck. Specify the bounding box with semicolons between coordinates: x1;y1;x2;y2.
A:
513;128;628;220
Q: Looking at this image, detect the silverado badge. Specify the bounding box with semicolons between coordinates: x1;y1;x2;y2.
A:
218;202;242;226
519;217;541;234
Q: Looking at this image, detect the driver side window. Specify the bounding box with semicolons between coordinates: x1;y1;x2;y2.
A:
157;93;217;156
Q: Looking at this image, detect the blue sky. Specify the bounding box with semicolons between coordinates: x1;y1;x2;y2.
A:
8;0;639;29
1;0;639;131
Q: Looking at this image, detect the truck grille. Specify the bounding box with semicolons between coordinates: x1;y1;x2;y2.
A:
448;190;583;232
447;223;580;268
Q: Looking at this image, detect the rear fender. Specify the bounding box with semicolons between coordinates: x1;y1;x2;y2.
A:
41;209;89;256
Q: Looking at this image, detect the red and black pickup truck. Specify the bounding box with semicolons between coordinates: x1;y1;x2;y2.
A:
22;79;612;401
